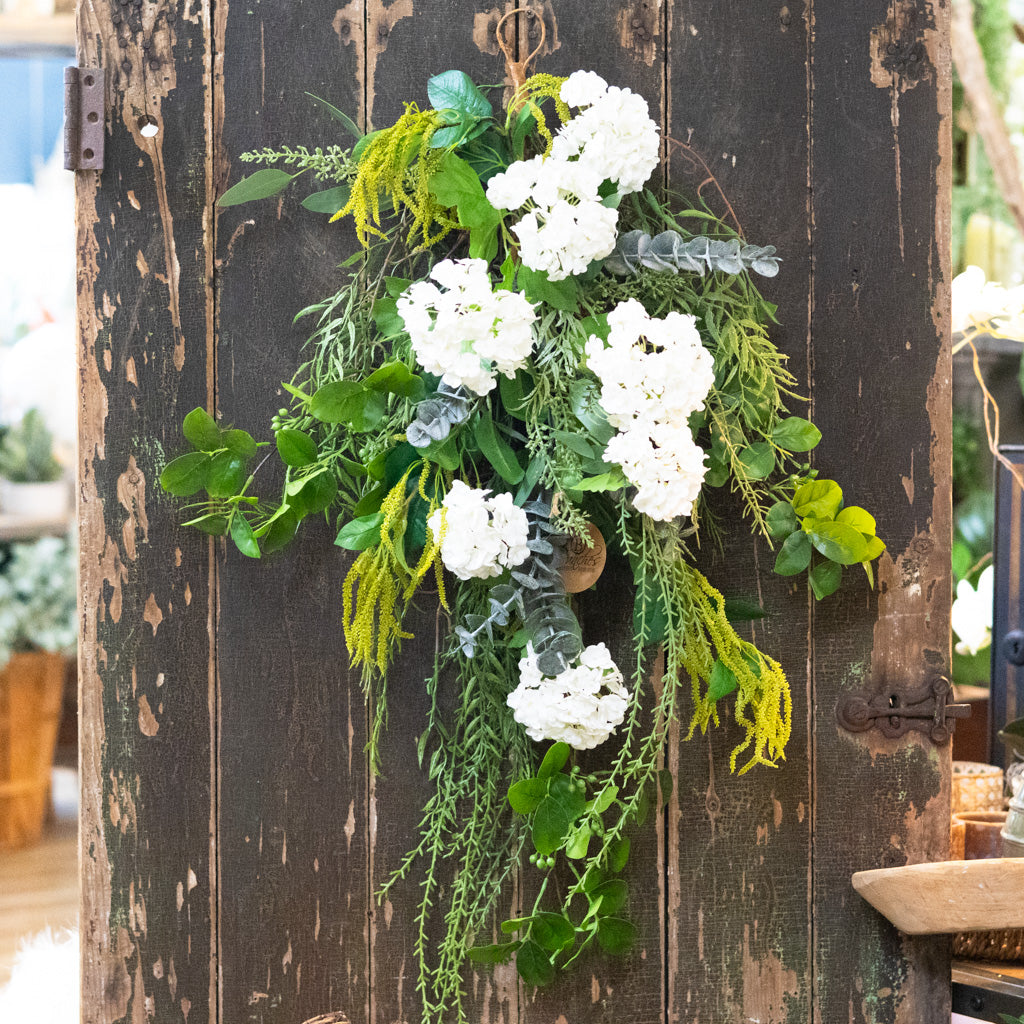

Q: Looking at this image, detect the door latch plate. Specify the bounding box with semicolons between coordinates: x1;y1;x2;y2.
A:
837;675;971;745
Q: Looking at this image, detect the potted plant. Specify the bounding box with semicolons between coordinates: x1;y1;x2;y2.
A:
0;534;77;848
0;408;68;519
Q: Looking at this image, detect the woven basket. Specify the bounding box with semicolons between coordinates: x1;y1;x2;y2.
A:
954;929;1024;961
952;761;1005;815
0;651;66;849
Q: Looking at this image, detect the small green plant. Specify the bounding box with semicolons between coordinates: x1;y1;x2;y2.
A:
0;409;62;484
0;535;78;664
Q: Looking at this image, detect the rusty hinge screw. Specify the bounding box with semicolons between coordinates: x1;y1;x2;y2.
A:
64;66;105;172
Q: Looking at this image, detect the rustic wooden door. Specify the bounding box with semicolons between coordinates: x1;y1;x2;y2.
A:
76;2;952;1022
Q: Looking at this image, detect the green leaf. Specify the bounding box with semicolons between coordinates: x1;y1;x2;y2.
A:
519;266;578;311
792;479;843;520
476;409;524;484
467;940;521;965
372;294;406;337
262;508;300;554
571;469;628;492
537;742;571;779
229;514;260;558
862;535;885;561
309;381;386;431
276;428;318;467
499;370;531;420
805;520;870;565
287;470;338;516
182;512;229;536
182;407;222;451
334;513;385;551
427;153;502;261
363;361;426;401
658;768;673;808
723;597;767;622
809;559;842;600
532;913;575;953
352;129;381;161
772;416;822;452
532;796;571;855
708;659;740;702
608;837;630;873
385;276;412;298
304;92;363;139
835;505;877;536
737;441;775;481
775;530;812;576
548;774;586;820
569;379;615;445
703;454;729;489
353;484;386;517
218;168;296;207
427;70;492;118
590;783;618;815
508;777;548;814
552;429;596;458
501;917;534;935
206;452;247;497
516;940;555;988
592;879;627;916
766;500;799;540
301;185;351;214
222;429;257;458
597;917;636;955
160;452;210;496
565;822;592;859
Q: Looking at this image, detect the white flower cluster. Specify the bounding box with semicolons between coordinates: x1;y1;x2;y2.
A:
586;298;714;521
427;480;530;581
485;71;660;282
952;264;1024;337
397;258;537;396
507;643;628;750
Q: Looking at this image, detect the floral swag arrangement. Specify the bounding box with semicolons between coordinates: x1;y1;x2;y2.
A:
161;68;885;1021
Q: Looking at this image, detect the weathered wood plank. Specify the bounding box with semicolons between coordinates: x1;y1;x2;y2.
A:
214;3;369;1023
810;2;952;1023
666;5;814;1022
77;2;217;1022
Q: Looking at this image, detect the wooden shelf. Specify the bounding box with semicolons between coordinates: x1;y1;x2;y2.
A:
0;513;69;543
853;859;1024;935
0;12;75;48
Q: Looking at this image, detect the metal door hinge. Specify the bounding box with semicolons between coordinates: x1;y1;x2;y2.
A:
64;67;104;172
837;675;971;745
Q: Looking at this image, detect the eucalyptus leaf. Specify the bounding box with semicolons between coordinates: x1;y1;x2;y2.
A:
301;185;351;214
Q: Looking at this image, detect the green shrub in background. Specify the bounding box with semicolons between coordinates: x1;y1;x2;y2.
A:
0;535;77;665
0;409;62;484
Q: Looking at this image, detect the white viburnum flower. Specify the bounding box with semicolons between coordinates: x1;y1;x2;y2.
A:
427;480;530;581
951;565;994;657
507;642;628;750
396;258;537;396
585;298;714;521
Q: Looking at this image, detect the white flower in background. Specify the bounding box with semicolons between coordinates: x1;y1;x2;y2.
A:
951;265;1024;336
427;481;530;581
507;642;628;750
585;299;714;521
951;564;994;657
484;71;660;282
397;258;537;396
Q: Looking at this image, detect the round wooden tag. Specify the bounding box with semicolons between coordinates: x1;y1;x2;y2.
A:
561;523;607;593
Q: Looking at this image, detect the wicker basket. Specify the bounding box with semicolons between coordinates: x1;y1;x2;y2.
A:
0;651;67;849
953;761;1005;815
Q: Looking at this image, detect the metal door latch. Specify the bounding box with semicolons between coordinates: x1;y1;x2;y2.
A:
64;66;104;171
837;675;971;745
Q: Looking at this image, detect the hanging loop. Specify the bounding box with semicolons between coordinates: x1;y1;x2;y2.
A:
495;6;546;99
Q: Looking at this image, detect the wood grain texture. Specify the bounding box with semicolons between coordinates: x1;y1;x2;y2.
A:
811;2;952;1023
76;1;217;1022
214;3;368;1023
666;5;814;1022
79;2;952;1022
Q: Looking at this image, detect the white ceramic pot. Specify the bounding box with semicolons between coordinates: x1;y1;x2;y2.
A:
0;478;68;520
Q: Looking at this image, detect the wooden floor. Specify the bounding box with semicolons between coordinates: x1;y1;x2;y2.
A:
0;779;77;988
